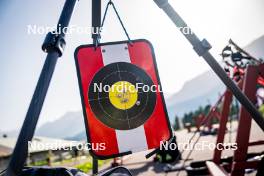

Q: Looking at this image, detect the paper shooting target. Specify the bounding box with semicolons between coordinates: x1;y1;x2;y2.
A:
88;62;156;130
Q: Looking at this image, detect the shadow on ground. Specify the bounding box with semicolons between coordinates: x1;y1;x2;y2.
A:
125;161;166;175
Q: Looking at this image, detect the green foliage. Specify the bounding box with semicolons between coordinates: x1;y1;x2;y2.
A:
229;99;239;117
76;162;92;173
182;104;211;127
31;160;48;166
182;112;194;126
173;116;180;130
75;160;108;173
259;105;264;116
180;98;241;128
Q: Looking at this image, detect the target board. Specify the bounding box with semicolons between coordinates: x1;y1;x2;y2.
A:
75;39;172;159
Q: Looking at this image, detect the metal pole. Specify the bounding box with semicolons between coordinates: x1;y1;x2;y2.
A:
213;90;233;164
91;1;100;174
92;0;101;45
231;65;258;176
153;0;264;131
92;157;98;175
5;0;77;175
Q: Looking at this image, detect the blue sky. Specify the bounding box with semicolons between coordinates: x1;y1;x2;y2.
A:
0;0;264;131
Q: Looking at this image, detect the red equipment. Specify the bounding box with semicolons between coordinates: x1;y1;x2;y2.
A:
209;64;264;176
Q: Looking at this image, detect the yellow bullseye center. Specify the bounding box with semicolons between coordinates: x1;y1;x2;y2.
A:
109;81;138;110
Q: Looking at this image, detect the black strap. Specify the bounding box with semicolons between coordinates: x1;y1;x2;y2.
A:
100;0;132;45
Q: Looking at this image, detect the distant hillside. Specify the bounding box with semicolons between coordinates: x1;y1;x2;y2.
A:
244;35;264;60
166;70;225;121
66;130;87;141
35;111;85;139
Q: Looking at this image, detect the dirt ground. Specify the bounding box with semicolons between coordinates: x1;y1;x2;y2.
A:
98;120;264;176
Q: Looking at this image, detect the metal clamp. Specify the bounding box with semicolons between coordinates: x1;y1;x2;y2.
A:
193;39;212;56
42;31;66;57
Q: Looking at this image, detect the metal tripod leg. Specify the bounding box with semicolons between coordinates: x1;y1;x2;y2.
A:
5;0;77;175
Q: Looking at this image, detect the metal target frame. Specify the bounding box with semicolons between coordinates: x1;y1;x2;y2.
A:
74;39;172;159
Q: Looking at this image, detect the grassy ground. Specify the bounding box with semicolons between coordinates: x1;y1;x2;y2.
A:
75;160;109;173
29;155;111;174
